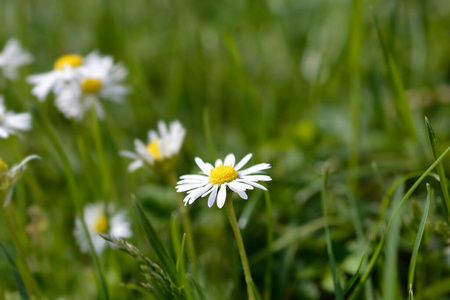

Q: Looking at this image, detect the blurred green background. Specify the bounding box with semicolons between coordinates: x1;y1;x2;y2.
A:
2;0;450;299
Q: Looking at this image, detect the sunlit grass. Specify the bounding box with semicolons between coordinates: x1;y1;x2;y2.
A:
2;0;450;299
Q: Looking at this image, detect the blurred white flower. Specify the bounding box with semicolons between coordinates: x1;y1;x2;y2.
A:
0;38;33;80
27;54;83;101
0;95;32;138
74;202;132;254
120;120;185;172
55;51;129;121
1;155;40;207
176;153;271;208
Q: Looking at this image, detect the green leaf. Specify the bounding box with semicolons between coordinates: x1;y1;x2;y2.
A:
349;145;450;299
343;252;365;294
425;117;450;216
321;168;343;300
0;241;29;300
372;10;416;139
264;192;274;300
133;196;181;286
383;184;404;300
408;184;432;295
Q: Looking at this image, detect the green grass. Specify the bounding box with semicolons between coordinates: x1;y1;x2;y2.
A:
2;0;450;299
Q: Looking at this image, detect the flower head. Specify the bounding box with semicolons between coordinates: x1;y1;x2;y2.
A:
120;120;185;173
0;38;33;80
27;53;82;101
0;155;40;207
176;153;271;208
55;51;129;121
0;95;32;139
74;202;132;254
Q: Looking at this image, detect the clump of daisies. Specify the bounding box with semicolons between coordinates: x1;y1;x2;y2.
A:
27;51;129;121
74;202;132;254
0;38;33;80
176;152;271;300
120;120;185;175
0;155;40;207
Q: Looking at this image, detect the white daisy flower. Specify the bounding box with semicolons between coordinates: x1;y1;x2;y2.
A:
74;202;132;254
0;95;32;139
27;53;83;101
0;38;33;80
120;120;186;173
176;153;271;208
55;51;129;121
1;155;41;207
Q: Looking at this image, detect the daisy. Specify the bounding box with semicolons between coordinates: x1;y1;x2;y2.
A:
0;38;33;80
0;95;32;138
27;53;83;101
120;120;185;172
176;153;271;208
0;154;40;207
74;202;132;254
55;51;129;121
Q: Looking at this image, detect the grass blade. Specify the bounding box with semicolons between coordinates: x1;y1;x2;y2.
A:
349;145;450;299
321;168;343;300
0;241;29;300
383;184;404;300
264;192;273;300
425;117;450;216
343;252;365;294
91;104;115;200
372;10;416;139
32;107;110;300
176;234;186;273
408;184;432;295
133;196;181;286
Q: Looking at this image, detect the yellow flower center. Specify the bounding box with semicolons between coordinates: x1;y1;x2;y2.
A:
54;54;83;70
147;140;162;160
94;215;109;234
81;78;102;94
0;157;9;173
209;165;238;184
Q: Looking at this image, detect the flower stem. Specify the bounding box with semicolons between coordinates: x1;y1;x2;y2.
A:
225;194;256;300
169;173;198;279
1;201;42;299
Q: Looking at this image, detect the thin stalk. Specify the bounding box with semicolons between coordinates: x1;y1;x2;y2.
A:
91;104;115;200
264;192;273;300
1;203;41;299
33;108;110;300
169;173;198;279
225;194;256;300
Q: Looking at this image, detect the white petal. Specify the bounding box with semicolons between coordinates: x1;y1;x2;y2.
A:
241;175;272;182
192;184;213;199
227;183;249;200
234;153;252;171
238;179;267;191
216;184;227;208
179;174;209;181
229;181;254;191
215;159;223;167
195;157;213;174
208;185;218;207
176;183;209;192
119;150;140;159
224;153;235;167
238;163;271;176
128;160;144;173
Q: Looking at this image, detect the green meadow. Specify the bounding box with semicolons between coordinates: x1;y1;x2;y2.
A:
1;0;450;299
